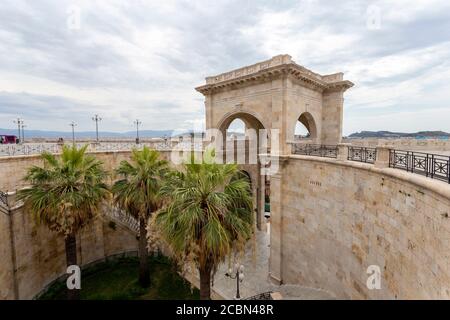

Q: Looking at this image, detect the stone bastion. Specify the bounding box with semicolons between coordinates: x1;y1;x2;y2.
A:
1;148;450;299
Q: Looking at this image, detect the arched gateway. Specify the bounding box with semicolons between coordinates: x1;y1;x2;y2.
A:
195;54;353;231
196;54;353;149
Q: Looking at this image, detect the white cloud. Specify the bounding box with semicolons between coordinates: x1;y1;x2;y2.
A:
0;0;449;135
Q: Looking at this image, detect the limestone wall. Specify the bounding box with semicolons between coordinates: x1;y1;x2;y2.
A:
0;150;176;300
0;150;173;192
274;155;450;299
0;205;14;299
0;200;139;300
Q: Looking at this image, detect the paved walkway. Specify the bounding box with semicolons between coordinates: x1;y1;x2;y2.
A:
210;224;335;300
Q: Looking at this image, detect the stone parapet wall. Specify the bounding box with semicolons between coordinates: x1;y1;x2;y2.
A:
0;150;176;300
0;200;139;300
0;150;173;192
344;138;450;153
0;148;222;300
274;155;450;299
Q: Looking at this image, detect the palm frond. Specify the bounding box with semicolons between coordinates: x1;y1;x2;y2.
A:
152;152;253;274
18;144;109;237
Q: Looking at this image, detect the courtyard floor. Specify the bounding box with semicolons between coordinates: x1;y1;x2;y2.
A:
210;223;335;300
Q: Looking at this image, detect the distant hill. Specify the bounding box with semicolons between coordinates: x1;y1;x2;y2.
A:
0;128;174;139
348;131;450;138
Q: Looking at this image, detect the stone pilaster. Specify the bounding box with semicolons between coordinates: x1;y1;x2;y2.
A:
337;143;351;161
375;146;391;168
270;77;290;155
257;172;265;231
267;156;288;285
269;170;282;285
321;89;345;145
205;94;213;130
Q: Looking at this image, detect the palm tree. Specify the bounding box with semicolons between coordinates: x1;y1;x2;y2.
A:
18;145;109;300
112;146;168;287
153;151;253;300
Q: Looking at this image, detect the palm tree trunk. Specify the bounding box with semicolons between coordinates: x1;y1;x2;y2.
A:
65;233;79;300
138;216;150;287
199;265;212;300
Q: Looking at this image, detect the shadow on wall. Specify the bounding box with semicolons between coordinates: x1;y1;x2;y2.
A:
0;199;139;300
273;156;450;299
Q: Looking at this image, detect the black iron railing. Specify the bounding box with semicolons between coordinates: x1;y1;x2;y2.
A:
348;147;377;164
389;150;450;183
292;144;338;158
292;144;450;184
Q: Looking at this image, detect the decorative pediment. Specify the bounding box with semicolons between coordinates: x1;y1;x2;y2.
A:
195;54;353;95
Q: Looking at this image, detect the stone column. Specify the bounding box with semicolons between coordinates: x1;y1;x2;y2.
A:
267;156;288;285
271;77;289;155
269;170;282;285
0;198;17;300
321;89;345;145
204;94;213;130
257;155;270;231
256;172;264;231
337;143;351;161
375;146;391;168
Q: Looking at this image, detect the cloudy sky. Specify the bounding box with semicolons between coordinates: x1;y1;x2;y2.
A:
1;0;450;135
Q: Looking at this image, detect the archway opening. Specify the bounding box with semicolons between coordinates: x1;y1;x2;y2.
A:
219;112;265;139
217;112;267;231
294;112;317;140
218;112;267;159
295;121;309;138
226;118;246;139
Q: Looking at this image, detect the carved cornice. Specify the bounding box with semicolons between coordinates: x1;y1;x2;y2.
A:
195;55;354;95
323;80;354;93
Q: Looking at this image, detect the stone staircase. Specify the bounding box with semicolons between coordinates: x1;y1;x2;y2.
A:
103;205;140;235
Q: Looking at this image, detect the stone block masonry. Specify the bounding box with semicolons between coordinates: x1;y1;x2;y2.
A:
272;155;450;299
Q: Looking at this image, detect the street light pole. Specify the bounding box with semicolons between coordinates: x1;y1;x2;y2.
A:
13;118;22;144
225;263;245;299
21;124;26;143
92;114;102;142
70;121;77;145
134;119;141;144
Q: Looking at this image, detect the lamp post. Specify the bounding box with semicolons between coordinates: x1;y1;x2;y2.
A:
134;119;141;144
21;124;26;143
70;121;77;145
163;134;169;148
225;263;245;299
13;118;23;144
92;114;102;143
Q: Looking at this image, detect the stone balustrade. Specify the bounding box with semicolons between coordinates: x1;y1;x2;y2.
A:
291;142;450;184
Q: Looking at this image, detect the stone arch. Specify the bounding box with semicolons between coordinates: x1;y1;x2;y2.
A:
296;112;317;139
216;110;267;136
196;55;353;282
216;110;268;157
287;110;320;143
197;54;353;148
227;118;246;137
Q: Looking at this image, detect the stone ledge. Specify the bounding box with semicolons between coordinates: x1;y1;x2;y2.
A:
0;149;173;162
281;154;450;200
